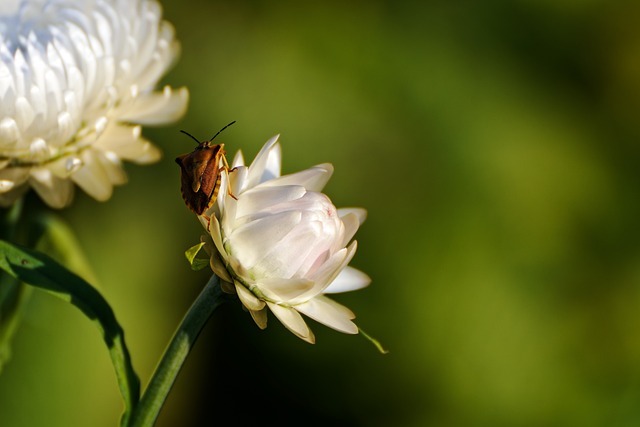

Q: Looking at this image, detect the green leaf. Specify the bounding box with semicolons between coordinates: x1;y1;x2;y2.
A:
184;242;209;271
0;239;140;426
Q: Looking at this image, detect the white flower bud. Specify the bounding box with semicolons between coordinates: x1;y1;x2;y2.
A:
205;135;370;343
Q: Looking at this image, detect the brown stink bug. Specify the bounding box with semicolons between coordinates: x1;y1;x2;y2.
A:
175;121;237;219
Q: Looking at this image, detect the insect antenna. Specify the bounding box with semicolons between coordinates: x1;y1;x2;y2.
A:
208;120;236;141
180;129;201;144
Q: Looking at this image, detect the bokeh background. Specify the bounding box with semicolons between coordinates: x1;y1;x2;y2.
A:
3;0;640;426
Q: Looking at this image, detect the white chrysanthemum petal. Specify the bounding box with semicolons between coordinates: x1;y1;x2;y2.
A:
92;124;161;164
117;86;188;125
266;302;315;344
29;167;74;208
324;266;371;294
97;150;127;186
295;296;358;334
0;180;15;193
70;150;113;201
0;117;19;147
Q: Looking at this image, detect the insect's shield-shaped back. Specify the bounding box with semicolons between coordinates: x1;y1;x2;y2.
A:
175;143;226;215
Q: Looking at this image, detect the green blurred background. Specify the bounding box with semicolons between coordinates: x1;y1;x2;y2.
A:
3;0;640;425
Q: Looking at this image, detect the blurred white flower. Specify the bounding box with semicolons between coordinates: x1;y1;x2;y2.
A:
0;0;188;208
203;135;370;344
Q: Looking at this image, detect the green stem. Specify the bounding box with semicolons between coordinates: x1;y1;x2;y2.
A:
128;274;225;427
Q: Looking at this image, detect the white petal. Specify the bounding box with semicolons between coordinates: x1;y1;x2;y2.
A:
338;207;367;225
257;277;316;303
324;266;371;294
339;211;363;247
263;141;281;182
29;167;74;208
0;117;19;146
267;302;315;344
209;253;232;283
227;210;301;271
235;185;305;219
0;166;29;188
303;241;359;299
117;86;189;125
295;296;358;334
234;281;265;311
70;150;113;201
97;151;128;186
249;308;268;329
93;124;161;163
245;136;280;189
231;150;245;168
0;180;15;193
228;165;248;197
262;163;334;192
208;215;227;258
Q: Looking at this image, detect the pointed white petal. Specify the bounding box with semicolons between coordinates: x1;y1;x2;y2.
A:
93;124;162;163
263;141;281;182
258;277;316;302
324;266;371;294
295;296;358;334
208;215;227;259
70;150;113;201
262;163;334;192
231;150;245;168
339;211;363;247
0;166;29;188
117;86;189;125
249;308;268;329
245;136;280;188
267;302;315;344
227;210;301;271
29;168;74;208
210;253;232;283
235;281;265;311
235;185;305;219
97;151;128;186
338;208;367;225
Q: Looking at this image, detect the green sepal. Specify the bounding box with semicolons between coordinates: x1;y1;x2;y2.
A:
185;242;209;271
358;327;389;355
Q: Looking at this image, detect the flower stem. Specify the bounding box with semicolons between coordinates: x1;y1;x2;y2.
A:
128;274;225;427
